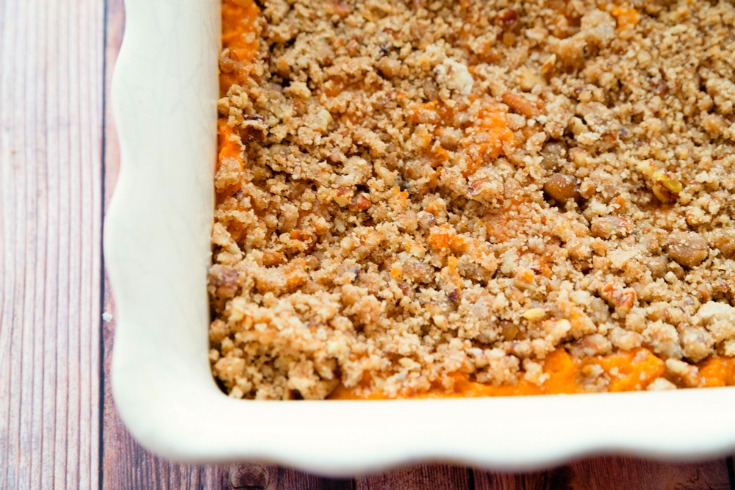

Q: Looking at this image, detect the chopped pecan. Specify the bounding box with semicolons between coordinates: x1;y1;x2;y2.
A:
262;251;287;267
540;54;556;76
711;231;735;258
349;193;372;211
599;281;636;314
666;232;708;268
651;170;682;204
325;0;350;17
665;359;701;388
502;92;543;118
544;173;580;203
590;216;632;239
497;9;519;30
334;185;354;207
502;322;520;341
290;230;314;242
376;57;401;78
208;264;239;298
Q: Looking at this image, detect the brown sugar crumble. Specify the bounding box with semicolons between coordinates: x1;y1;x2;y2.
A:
209;0;735;400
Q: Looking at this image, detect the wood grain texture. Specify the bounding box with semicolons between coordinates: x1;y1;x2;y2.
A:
0;0;104;488
473;468;550;490
1;0;734;488
557;457;731;490
278;467;354;490
473;457;732;490
355;465;472;490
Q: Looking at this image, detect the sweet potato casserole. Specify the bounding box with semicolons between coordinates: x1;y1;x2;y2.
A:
209;0;735;400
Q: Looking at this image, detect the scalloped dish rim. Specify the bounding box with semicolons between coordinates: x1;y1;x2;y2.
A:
105;0;735;476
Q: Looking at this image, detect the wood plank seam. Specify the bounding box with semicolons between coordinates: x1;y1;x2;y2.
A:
28;2;47;487
40;1;60;486
98;0;112;488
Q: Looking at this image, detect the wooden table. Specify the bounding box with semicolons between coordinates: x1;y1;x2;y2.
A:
0;1;733;488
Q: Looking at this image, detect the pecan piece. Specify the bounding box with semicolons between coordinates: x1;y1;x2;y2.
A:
590;216;632;239
497;8;519;30
651;170;683;204
349;193;372;211
599;281;636;314
502;92;543;118
666;232;708;268
208;264;239;298
544;173;580;203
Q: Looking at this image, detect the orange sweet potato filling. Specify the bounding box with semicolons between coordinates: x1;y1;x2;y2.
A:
329;349;735;399
219;1;735;400
329;348;664;399
217;120;243;167
700;358;735;388
219;0;259;94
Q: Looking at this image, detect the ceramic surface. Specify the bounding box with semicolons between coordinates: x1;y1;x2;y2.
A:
105;0;735;476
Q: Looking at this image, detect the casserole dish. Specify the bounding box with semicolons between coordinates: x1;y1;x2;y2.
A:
105;0;735;475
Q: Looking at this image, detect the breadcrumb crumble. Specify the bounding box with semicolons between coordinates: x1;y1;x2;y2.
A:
209;0;735;400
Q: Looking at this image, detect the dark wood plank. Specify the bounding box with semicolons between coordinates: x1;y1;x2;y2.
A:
229;464;356;490
229;464;279;489
0;0;104;488
475;457;731;490
473;468;550;490
355;465;471;490
277;467;354;490
559;457;730;490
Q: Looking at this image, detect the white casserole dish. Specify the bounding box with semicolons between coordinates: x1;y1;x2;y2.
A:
105;0;735;476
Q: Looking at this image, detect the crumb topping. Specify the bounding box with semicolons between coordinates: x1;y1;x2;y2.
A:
210;0;735;400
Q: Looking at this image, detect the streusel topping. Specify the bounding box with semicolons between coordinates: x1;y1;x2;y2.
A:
210;0;735;399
